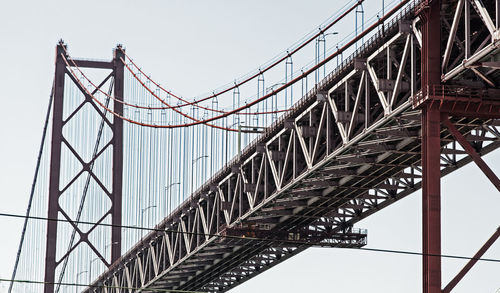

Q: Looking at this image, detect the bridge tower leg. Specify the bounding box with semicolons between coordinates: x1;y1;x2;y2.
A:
420;1;442;293
112;45;125;264
43;42;124;292
421;103;441;293
44;41;66;293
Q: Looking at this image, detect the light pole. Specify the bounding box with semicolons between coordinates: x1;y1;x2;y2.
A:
336;43;344;67
192;155;209;194
316;31;338;81
355;4;364;50
165;182;180;213
320;32;338;77
301;68;308;96
266;83;286;94
75;270;88;293
88;257;101;285
236;121;245;158
266;83;286;123
192;155;209;165
225;122;242;165
130;224;139;243
141;205;157;237
238;124;265;157
104;241;119;259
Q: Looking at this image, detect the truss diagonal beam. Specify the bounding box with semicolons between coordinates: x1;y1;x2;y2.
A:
442;116;500;192
442;227;500;293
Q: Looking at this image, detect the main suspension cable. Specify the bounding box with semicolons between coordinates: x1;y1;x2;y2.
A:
59;0;364;118
63;51;284;131
62;45;288;116
122;57;289;115
60;47;210;125
61;53;239;131
119;0;364;109
61;0;407;130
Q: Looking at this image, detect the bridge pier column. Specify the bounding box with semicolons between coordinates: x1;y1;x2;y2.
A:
419;1;442;292
421;103;441;293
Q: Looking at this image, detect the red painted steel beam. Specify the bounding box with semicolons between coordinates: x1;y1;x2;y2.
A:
442;116;500;192
442;227;500;293
420;1;442;293
111;46;125;263
420;0;441;90
71;59;114;69
421;103;442;293
44;42;66;293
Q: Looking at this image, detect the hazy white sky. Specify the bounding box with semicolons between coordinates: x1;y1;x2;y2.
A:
0;0;499;292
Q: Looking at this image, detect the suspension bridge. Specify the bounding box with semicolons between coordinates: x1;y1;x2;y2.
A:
7;0;500;292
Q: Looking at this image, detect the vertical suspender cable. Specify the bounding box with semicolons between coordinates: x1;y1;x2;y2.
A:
8;80;55;293
55;79;115;292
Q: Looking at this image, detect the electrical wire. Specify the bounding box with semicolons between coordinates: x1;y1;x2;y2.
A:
1;278;204;293
354;246;500;263
1;211;499;264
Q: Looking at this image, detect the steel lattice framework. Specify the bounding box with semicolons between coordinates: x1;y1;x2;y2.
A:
20;1;499;293
76;1;500;292
44;44;125;293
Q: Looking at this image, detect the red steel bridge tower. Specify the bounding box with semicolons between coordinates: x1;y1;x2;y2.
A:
44;42;125;293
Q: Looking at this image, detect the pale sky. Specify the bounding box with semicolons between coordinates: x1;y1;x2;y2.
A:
0;0;499;292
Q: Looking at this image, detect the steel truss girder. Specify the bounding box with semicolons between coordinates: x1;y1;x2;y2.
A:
87;4;500;293
441;0;500;85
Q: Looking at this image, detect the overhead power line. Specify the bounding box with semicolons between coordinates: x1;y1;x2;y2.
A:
2;211;499;264
0;278;204;293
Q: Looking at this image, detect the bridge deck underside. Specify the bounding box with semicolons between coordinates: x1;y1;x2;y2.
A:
168;116;497;293
88;2;500;292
